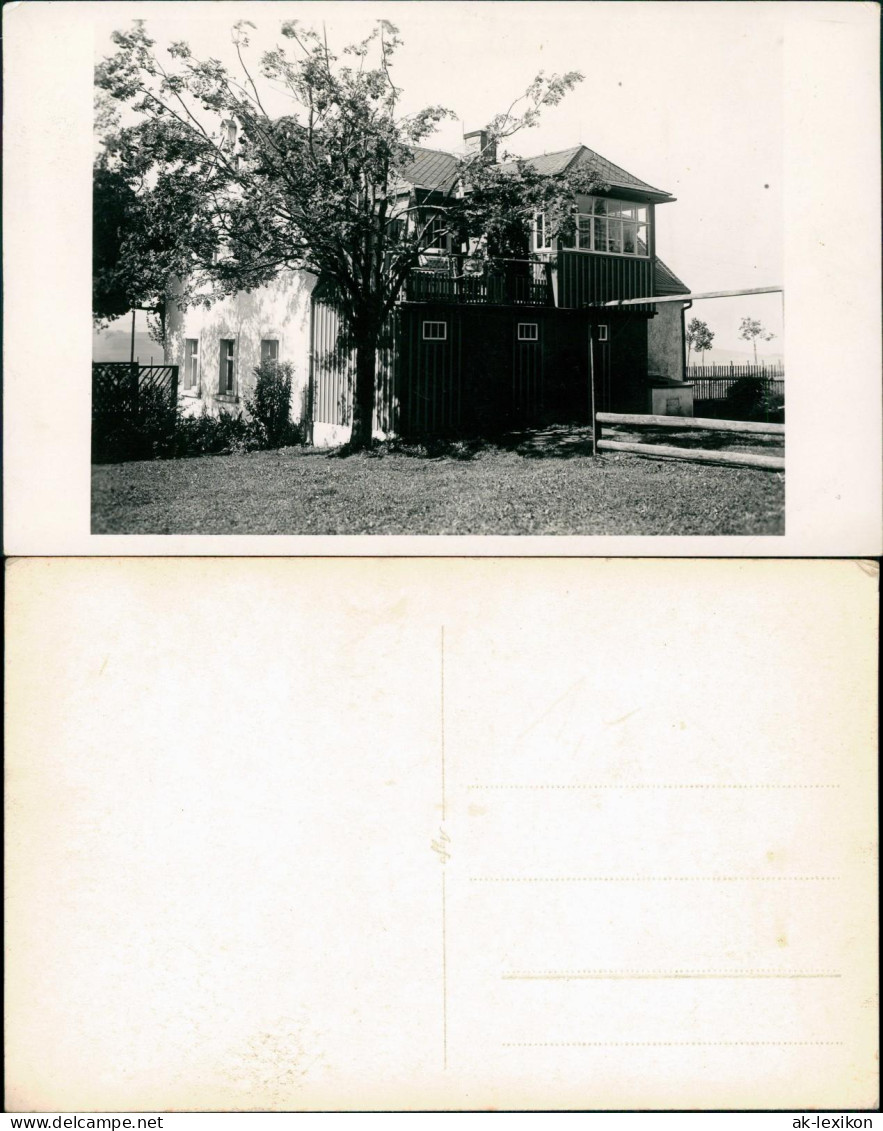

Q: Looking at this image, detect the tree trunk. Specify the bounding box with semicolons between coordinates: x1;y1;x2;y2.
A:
350;334;377;450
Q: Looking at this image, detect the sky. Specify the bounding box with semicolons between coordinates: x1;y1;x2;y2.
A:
94;1;785;358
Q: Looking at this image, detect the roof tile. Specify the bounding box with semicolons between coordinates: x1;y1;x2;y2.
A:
398;142;673;200
399;146;461;191
497;144;671;198
654;258;690;295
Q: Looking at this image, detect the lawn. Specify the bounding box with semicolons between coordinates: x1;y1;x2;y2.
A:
91;426;784;536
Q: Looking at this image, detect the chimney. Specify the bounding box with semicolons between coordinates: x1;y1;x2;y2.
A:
464;128;497;164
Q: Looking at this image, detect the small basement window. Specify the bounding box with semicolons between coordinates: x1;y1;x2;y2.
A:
423;321;447;341
517;323;539;341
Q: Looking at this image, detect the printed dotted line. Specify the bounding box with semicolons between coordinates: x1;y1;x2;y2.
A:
503;970;841;977
502;1041;845;1048
470;876;840;883
468;784;841;790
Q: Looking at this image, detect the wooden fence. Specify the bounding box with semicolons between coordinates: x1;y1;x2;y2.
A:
403;258;552;306
686;362;784;378
594;411;785;472
686;363;784;404
92;363;179;462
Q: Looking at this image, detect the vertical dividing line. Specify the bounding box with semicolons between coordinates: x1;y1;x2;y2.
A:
442;868;448;1071
441;625;446;822
589;333;598;456
440;623;448;1071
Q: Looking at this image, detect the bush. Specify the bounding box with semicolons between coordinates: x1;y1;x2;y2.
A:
245;360;300;448
724;376;785;423
93;380;179;463
171;405;256;458
92;360;305;463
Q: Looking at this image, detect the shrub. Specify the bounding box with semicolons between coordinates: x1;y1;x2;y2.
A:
724;376;785;423
245;360;300;448
171;405;256;458
92;360;305;463
92;379;179;463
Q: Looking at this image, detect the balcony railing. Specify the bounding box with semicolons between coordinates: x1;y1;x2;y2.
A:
403;257;554;306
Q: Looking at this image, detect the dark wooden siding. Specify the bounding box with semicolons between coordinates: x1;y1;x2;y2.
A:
397;307;550;436
557;251;654;309
607;314;650;413
398;309;462;435
513;321;544;421
312;298;651;436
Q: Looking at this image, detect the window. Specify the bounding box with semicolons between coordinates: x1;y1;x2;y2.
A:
517;323;539;341
420;209;458;254
562;197;650;257
532;212;554;253
219;338;236;395
184;339;199;390
220;119;237;150
597;324;608;341
261;339;279;365
422;321;447;341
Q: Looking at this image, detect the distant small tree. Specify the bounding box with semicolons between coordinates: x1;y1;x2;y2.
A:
738;316;776;365
685;317;714;366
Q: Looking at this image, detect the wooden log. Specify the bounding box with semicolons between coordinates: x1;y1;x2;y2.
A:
597;439;785;471
596;412;785;436
604;284;784;307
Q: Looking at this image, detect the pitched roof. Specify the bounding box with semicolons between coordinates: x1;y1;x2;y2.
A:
503;145;583;176
399;146;461;192
399;141;674;200
654;258;690;295
498;144;672;200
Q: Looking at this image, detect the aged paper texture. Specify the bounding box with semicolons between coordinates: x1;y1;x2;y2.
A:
5;557;878;1110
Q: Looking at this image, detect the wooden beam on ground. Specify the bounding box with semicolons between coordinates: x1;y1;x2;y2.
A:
597;411;785;436
598;439;785;472
604;285;784;307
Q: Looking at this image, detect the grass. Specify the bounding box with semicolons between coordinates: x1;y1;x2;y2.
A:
91;425;784;536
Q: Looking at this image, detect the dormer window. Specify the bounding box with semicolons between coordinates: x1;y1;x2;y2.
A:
564;197;650;257
420;209;458;254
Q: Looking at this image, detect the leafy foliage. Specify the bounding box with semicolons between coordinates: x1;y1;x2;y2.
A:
685;317;714;364
95;19;596;446
244;360;299;448
92;379;180;463
737;316;776;364
724;376;784;423
93;379;302;464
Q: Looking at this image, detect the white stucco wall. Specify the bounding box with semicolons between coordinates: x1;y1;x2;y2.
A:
647;301;686;381
166;270;316;425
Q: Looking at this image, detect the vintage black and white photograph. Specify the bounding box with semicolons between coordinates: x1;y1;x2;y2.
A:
88;1;787;537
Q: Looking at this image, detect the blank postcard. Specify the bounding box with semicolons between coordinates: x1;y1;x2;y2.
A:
4;557;878;1110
